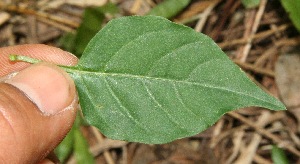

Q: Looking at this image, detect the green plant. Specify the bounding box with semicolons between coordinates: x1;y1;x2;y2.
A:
272;145;289;164
54;113;93;163
55;5;119;162
58;3;119;57
146;0;190;18
280;0;300;32
242;0;260;8
10;16;285;144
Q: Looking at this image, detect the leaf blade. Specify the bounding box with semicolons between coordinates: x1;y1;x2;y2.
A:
272;145;289;164
68;16;286;144
146;0;191;18
280;0;300;32
242;0;260;8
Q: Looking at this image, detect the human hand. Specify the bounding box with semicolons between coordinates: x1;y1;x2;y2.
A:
0;44;78;163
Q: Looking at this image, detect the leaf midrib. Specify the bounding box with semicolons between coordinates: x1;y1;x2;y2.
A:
67;68;277;107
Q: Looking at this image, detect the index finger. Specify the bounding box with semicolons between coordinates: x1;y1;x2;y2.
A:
0;44;78;76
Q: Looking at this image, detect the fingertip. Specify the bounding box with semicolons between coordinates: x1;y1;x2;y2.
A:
6;62;76;115
0;44;78;76
0;44;79;163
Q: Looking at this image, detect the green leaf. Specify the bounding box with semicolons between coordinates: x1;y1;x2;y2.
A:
74;7;105;57
55;126;75;163
73;114;95;164
57;32;76;52
55;111;95;163
55;112;91;163
66;16;285;144
59;2;119;57
272;145;289;164
281;0;300;32
242;0;260;8
146;0;191;18
74;128;95;164
98;2;119;14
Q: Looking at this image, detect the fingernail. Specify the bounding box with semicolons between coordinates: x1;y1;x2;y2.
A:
6;63;76;115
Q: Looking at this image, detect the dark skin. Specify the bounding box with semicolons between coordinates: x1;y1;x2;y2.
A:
0;44;78;163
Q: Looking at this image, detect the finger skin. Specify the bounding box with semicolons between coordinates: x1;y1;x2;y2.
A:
0;83;77;163
6;63;76;115
0;44;78;163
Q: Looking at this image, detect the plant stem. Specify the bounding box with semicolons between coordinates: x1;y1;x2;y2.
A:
9;54;77;73
9;54;42;64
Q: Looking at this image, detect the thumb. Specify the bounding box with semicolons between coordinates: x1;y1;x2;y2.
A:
0;63;77;163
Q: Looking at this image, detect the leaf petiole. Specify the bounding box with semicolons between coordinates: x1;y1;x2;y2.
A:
8;54;77;73
9;54;42;64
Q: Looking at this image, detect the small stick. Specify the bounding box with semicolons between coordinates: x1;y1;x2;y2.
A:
234;60;275;77
229;112;300;157
218;24;290;48
91;127;115;164
194;1;218;32
1;4;79;28
239;0;267;62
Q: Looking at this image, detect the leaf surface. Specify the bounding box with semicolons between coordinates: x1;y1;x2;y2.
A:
55;126;74;163
73;7;105;56
66;16;285;144
281;0;300;32
272;145;289;164
73;114;95;164
59;3;118;57
242;0;260;8
146;0;190;18
74;129;95;164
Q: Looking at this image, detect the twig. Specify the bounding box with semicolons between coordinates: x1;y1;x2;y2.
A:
239;0;267;62
1;4;79;28
253;155;272;164
176;0;219;23
218;24;290;48
254;46;278;67
275;37;300;47
37;17;75;33
0;12;10;26
194;1;219;32
234;111;271;164
121;146;128;164
228;112;300;157
210;0;238;40
226;131;244;164
91;126;115;164
26;16;39;43
234;60;275;77
130;0;142;14
90;139;128;156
